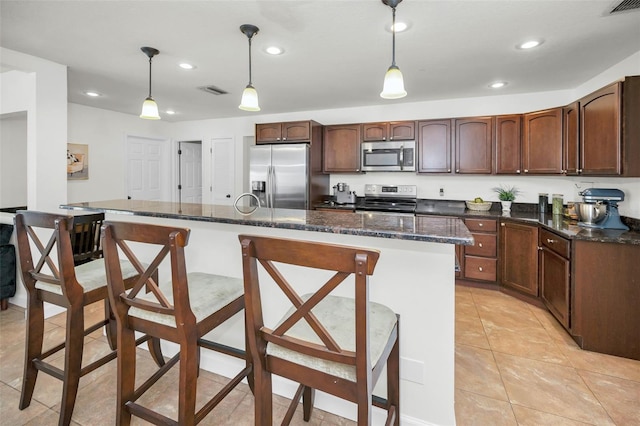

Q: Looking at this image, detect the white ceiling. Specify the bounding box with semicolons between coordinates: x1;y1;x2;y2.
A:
1;0;639;122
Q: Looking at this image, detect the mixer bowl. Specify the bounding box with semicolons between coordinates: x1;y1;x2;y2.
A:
576;202;606;224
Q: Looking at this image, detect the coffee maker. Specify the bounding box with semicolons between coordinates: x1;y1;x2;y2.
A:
333;182;356;204
578;188;629;230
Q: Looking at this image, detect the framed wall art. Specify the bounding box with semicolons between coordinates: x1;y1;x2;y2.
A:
67;143;89;180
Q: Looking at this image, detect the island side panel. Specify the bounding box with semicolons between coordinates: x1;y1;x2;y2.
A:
105;213;456;426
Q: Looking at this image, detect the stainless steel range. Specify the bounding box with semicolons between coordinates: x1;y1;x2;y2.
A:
359;184;417;214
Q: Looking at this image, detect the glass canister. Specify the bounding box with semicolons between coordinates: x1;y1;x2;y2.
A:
552;194;563;215
538;193;548;213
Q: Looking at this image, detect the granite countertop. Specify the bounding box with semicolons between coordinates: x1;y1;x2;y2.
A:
60;199;474;246
414;200;640;246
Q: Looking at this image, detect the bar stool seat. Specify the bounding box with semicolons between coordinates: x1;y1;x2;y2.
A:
268;294;397;382
129;272;244;327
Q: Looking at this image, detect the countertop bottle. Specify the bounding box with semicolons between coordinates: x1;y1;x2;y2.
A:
538;193;548;213
552;194;563;215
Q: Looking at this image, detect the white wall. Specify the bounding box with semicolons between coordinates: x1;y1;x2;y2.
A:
0;49;67;212
67;103;173;203
0;112;28;208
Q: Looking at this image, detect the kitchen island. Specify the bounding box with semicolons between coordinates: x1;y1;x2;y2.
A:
60;199;473;426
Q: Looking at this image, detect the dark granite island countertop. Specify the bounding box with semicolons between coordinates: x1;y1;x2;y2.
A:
60;199;474;246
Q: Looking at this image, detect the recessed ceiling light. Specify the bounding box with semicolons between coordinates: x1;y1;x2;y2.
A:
517;40;543;50
490;81;507;89
265;46;283;55
165;110;176;115
178;63;195;70
391;22;408;32
84;91;102;97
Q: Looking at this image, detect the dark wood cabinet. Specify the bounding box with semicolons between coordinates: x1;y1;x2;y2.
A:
323;124;362;173
580;83;620;175
522;108;563;174
256;120;320;144
455;117;493;174
539;229;570;329
563;102;580;175
572;240;640;360
417;120;452;173
500;221;539;296
495;115;522;174
362;121;415;142
462;218;497;282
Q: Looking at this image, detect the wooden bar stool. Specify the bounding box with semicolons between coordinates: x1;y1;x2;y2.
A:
101;220;252;426
14;211;164;426
239;234;400;426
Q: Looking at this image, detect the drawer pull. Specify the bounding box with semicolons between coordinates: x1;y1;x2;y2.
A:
478;223;483;227
478;267;483;272
501;223;505;227
478;243;483;248
546;238;556;244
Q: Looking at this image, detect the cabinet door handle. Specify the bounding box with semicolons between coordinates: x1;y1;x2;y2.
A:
524;169;529;173
447;169;451;172
283;137;287;141
478;223;483;227
538;246;543;251
501;223;505;227
478;243;483;248
455;169;460;173
546;238;556;244
578;169;583;173
478;267;483;272
516;169;521;174
276;137;281;141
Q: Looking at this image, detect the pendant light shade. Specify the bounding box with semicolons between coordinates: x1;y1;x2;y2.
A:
380;0;407;99
239;24;260;111
140;46;161;120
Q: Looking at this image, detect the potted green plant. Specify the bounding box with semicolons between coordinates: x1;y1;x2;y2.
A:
492;185;520;211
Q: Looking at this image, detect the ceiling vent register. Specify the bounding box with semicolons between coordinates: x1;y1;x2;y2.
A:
198;85;228;95
610;0;640;13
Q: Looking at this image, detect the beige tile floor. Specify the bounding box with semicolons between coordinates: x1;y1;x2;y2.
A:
1;286;639;425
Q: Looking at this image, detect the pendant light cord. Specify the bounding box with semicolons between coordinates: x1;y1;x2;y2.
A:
148;56;153;98
247;36;253;85
391;6;397;67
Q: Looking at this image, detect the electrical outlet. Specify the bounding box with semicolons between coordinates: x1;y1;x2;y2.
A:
439;187;444;197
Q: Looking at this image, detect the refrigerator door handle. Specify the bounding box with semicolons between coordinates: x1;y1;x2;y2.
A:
271;165;276;208
266;165;271;208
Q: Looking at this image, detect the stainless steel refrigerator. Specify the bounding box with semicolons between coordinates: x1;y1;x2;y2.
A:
249;144;328;210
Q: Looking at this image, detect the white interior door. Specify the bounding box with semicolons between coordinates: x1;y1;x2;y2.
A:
211;137;235;205
126;135;170;201
178;141;202;203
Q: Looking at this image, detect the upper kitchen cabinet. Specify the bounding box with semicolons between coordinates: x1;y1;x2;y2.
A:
362;121;415;142
563;102;580;175
495;115;522;174
522;108;563;174
579;77;640;176
323;124;362;173
255;120;322;144
454;117;493;174
417;120;452;173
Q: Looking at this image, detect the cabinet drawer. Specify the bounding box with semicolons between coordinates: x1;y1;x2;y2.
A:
464;256;497;281
465;218;497;232
465;233;497;257
540;229;570;258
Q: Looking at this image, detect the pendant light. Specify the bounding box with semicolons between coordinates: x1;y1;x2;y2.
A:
380;0;407;99
239;24;261;111
140;46;161;120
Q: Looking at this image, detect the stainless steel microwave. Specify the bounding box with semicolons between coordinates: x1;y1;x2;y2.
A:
361;140;416;172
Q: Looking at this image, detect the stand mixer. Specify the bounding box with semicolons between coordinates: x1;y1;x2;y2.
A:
578;188;629;230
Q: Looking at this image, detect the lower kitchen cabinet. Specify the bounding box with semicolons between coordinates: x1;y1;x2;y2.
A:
572;240;640;360
539;229;570;329
462;218;497;282
500;221;539;296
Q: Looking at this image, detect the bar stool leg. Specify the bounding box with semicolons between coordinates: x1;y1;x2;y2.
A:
302;386;315;421
116;326;136;426
59;306;85;426
178;341;198;426
19;296;44;409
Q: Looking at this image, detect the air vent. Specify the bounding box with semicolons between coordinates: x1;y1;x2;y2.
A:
610;0;640;13
198;85;228;95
